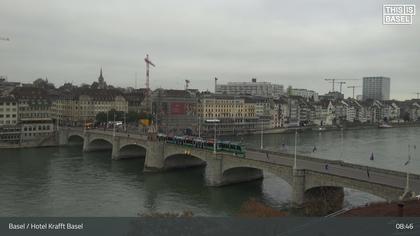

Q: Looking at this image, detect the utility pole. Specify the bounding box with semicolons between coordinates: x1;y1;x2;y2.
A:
348;85;361;99
198;116;201;138
293;129;298;170
135;72;138;89
124;112;127;132
260;120;264;149
113;113;116;137
213;77;218;154
414;92;420;99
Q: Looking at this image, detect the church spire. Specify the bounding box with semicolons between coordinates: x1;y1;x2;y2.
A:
99;68;104;81
98;67;106;89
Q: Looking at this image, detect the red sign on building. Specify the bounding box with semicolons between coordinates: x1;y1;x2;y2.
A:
170;102;186;115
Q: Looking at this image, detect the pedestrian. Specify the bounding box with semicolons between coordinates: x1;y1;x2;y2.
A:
370;152;374;161
325;164;329;170
313;145;317;152
366;167;370;178
266;152;269;160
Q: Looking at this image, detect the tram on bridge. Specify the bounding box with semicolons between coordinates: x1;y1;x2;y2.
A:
157;134;246;157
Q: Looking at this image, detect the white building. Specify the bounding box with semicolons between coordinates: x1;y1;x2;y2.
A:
216;78;284;98
0;96;18;126
290;88;319;102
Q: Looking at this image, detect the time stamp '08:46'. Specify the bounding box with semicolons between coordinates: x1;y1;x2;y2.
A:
395;223;414;230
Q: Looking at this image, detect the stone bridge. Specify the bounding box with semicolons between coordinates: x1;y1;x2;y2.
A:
58;128;420;213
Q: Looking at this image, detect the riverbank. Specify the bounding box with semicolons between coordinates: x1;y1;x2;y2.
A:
250;122;420;135
338;198;420;217
0;135;58;149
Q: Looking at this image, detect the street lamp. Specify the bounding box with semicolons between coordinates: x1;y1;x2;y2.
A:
198;116;201;138
293;129;298;170
113;113;116;137
260;120;264;150
206;119;220;154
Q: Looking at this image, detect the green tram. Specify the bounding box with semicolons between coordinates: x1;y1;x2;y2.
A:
158;134;246;157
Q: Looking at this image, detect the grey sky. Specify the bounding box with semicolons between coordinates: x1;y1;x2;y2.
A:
1;0;419;99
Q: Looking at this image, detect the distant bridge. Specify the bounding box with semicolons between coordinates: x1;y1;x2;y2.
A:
59;128;420;213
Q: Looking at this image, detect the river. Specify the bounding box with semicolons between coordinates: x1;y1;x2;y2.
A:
0;127;419;216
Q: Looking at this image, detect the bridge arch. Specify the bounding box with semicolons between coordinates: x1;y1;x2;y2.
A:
163;153;206;170
85;138;113;152
221;167;264;186
118;143;148;159
304;173;401;202
67;134;84;144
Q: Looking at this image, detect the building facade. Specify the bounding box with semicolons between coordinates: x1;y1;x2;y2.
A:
52;89;128;126
216;78;284;98
0;96;18;126
152;89;198;135
363;76;390;101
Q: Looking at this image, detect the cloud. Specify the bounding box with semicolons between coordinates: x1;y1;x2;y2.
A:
0;0;419;99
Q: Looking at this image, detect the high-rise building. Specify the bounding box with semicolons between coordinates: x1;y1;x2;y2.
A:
215;78;284;98
363;76;390;101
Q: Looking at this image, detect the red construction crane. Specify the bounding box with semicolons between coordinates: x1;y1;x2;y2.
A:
144;54;155;114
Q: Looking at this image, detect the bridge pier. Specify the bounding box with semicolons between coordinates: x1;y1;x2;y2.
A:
292;169;306;207
111;138;121;160
57;129;69;146
143;142;165;172
303;186;344;216
204;157;224;186
82;134;90;152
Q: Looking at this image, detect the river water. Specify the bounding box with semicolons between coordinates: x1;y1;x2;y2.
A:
0;127;419;217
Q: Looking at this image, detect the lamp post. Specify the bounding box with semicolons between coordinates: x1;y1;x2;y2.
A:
83;117;86;134
293;129;298;170
206;119;220;154
198;116;201;138
404;145;414;196
260;120;264;150
113;113;116;137
106;111;109;131
213;77;218;154
124;112;127;133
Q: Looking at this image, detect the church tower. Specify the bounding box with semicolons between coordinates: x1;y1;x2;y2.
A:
98;68;107;89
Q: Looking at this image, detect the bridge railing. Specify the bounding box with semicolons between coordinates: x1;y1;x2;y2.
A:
246;147;420;180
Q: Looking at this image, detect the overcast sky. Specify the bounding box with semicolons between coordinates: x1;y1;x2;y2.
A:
1;0;419;99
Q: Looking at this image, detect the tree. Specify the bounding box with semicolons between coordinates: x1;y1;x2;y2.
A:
402;112;410;122
127;111;140;123
108;109;124;121
95;112;107;123
91;81;99;89
80;83;90;89
33;78;55;90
